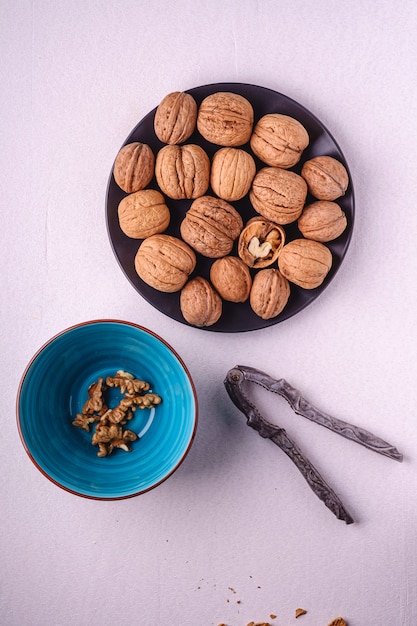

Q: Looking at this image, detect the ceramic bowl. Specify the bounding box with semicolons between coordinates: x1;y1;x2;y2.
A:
16;320;198;499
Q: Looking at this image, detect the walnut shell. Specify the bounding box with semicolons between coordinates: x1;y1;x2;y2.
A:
210;147;256;201
113;142;155;193
197;92;254;147
298;201;347;242
154;91;197;145
180;195;243;258
278;239;332;289
117;189;170;239
238;217;285;269
155;144;210;200
250;113;309;168
134;234;196;292
210;256;252;303
250;268;290;319
301;155;349;201
250;167;308;225
180;277;222;327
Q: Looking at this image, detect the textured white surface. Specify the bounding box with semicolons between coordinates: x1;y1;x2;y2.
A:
2;1;417;625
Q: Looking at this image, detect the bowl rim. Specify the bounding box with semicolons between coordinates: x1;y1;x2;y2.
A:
16;318;199;500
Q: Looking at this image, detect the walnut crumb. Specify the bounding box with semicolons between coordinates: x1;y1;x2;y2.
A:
328;619;347;626
295;608;307;618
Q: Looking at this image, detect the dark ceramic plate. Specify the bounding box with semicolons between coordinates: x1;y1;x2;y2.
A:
106;82;354;332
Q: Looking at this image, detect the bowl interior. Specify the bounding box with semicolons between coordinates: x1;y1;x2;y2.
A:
17;321;197;499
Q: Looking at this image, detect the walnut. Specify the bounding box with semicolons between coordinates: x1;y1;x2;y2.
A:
301;155;349;200
155;144;210;199
298;200;347;242
210;147;256;201
250;167;307;225
154;91;197;144
250;268;290;319
113;142;155;193
295;608;307;618
197;92;254;146
238;217;285;269
180;277;222;327
117;189;170;239
210;256;252;302
327;619;347;626
278;238;332;289
134;234;196;292
250;113;309;168
180;195;243;258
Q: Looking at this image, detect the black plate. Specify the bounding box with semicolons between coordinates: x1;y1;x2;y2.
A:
106;82;354;332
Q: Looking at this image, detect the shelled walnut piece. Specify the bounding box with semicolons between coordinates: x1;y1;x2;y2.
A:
72;370;162;457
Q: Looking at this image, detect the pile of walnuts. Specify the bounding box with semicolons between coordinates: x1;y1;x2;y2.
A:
114;90;349;327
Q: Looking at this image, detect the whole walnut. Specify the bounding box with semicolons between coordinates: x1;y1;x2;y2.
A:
154;91;197;145
155;144;210;199
197;92;254;147
210;256;252;303
298;200;347;242
113;142;155;193
118;189;170;239
301;155;349;201
250;113;309;168
180;195;243;258
180;277;222;327
250;167;308;225
134;234;196;292
238;217;285;269
210;147;256;201
278;239;332;289
250;268;290;319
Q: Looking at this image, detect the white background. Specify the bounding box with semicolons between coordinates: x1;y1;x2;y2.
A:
2;1;417;625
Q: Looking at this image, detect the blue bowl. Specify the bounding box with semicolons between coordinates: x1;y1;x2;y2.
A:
17;320;198;499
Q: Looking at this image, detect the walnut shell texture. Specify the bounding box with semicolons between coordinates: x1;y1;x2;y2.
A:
180;195;243;258
250;268;290;319
210;256;252;302
154;91;197;145
298;200;347;242
238;217;285;269
278;238;332;289
197;92;254;147
155;144;210;199
180;277;222;327
301;155;349;201
210;147;256;201
113;142;155;193
250;113;309;168
250;167;308;225
118;189;170;239
134;234;196;292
